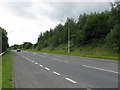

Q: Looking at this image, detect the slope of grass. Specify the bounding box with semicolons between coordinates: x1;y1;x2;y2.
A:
0;56;2;89
2;51;12;88
26;44;119;60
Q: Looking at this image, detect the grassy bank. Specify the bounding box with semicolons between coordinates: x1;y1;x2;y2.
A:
0;56;2;89
26;44;119;60
2;51;12;88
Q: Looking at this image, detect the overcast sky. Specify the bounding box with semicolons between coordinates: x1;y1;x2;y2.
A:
0;0;112;46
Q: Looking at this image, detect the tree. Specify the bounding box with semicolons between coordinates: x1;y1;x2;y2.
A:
0;27;9;52
23;42;33;49
82;12;110;43
106;24;120;52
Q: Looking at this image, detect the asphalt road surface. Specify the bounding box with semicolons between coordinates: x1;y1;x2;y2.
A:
12;50;119;88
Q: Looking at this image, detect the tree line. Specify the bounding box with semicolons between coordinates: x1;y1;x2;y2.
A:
36;1;119;52
0;27;9;53
11;1;120;53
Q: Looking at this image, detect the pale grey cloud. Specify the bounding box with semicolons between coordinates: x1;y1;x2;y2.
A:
41;2;111;21
4;2;37;19
0;1;111;46
4;2;111;21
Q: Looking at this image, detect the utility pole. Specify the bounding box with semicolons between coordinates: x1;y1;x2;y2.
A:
68;23;70;54
22;44;23;50
60;19;70;54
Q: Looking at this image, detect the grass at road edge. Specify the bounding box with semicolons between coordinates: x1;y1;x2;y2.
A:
2;51;12;88
25;48;119;60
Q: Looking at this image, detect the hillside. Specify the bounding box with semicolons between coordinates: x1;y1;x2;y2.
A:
10;1;120;59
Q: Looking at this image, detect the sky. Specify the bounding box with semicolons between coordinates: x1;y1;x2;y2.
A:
0;0;112;46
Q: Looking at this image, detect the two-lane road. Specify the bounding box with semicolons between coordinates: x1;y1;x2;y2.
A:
12;50;119;88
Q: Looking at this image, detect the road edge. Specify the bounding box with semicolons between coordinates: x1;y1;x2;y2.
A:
11;52;16;88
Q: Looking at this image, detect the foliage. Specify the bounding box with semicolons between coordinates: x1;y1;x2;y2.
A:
35;1;119;53
0;27;9;53
106;24;120;52
10;1;120;53
10;42;33;50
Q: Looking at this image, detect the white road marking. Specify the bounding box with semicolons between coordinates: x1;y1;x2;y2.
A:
53;71;60;76
87;87;93;90
39;64;43;67
82;65;119;74
45;67;50;70
32;61;34;62
65;78;77;84
35;62;38;64
20;55;34;63
22;56;30;60
51;58;68;63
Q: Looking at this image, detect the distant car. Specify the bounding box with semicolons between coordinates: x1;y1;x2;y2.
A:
17;49;21;52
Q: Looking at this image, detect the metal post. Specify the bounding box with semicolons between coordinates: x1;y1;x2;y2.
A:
68;23;70;54
60;19;70;54
22;44;23;50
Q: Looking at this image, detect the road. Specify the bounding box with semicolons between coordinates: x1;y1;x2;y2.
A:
12;50;119;88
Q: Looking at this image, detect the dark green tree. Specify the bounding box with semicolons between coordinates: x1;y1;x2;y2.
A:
0;27;9;52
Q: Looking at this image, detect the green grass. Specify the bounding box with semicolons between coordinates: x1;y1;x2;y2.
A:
26;44;119;60
2;51;12;88
0;56;2;89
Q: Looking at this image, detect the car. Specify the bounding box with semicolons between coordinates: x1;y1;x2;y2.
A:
17;49;21;52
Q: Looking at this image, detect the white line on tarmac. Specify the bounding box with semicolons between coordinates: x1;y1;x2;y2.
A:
51;58;68;63
39;64;43;67
53;71;60;76
82;65;119;74
35;62;38;64
45;67;50;70
65;78;77;84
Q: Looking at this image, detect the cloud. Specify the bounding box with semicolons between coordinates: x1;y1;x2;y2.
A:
0;1;111;46
3;2;37;19
40;2;111;21
3;2;111;21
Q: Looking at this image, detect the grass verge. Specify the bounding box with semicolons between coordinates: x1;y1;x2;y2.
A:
26;44;119;60
0;55;2;89
2;51;12;88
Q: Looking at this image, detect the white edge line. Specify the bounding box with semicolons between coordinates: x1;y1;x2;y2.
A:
51;58;68;63
53;71;60;76
65;78;77;84
82;65;119;74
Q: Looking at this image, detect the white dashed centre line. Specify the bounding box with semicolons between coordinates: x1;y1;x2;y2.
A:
22;56;30;60
17;53;78;85
53;71;60;76
39;64;43;67
35;62;38;64
45;67;50;70
65;78;77;84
